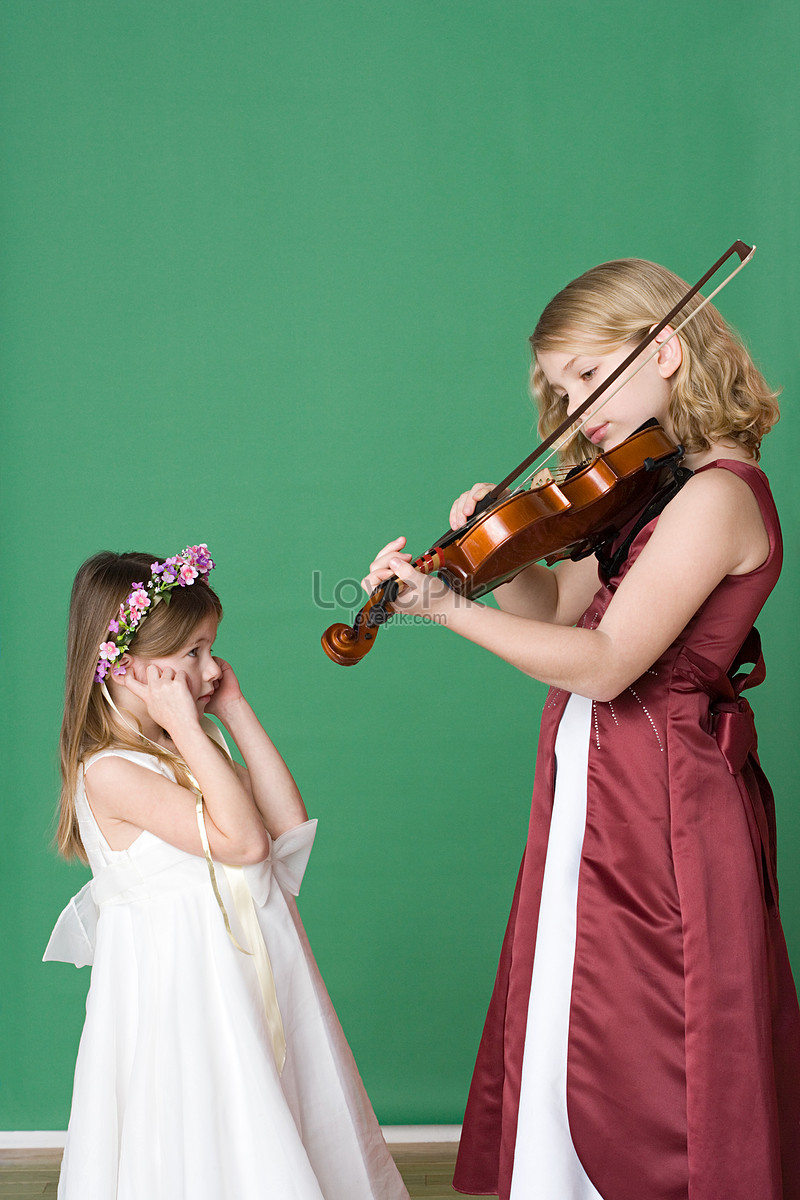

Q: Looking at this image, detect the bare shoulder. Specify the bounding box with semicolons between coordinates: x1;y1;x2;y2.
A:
647;462;769;575
84;754;172;810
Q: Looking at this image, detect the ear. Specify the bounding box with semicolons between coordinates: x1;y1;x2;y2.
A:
110;653;132;680
653;324;682;380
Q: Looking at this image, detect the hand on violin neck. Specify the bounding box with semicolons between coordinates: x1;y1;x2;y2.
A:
387;555;455;622
361;536;412;595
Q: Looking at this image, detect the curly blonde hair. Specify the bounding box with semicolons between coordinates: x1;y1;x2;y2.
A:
530;258;780;465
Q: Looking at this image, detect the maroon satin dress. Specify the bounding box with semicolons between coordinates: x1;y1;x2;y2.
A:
453;461;800;1200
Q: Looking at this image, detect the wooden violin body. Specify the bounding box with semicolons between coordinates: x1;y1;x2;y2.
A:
322;422;685;666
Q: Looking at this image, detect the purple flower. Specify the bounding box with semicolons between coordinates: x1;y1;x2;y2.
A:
108;619;120;634
189;544;214;571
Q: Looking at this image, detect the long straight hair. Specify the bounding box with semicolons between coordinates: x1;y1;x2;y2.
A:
58;551;224;863
530;258;780;465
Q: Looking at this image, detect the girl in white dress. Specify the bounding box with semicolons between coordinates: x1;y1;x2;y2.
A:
46;545;409;1200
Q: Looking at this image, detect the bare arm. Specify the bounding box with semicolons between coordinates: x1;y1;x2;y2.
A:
86;747;272;864
383;468;769;701
365;528;599;631
492;555;601;625
207;661;308;838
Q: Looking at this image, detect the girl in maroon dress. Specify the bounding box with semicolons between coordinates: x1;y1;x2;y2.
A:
363;257;800;1200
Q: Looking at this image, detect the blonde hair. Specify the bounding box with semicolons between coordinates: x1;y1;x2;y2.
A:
530;258;780;465
58;551;224;863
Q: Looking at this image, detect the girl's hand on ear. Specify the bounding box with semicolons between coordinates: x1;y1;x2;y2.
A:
205;658;244;722
118;665;200;735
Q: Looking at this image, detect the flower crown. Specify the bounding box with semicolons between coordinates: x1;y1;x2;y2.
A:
95;544;216;682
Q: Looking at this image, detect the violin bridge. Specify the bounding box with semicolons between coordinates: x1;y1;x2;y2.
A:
530;467;555;489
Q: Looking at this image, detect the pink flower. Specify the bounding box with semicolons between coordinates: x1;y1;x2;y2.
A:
99;641;120;662
129;589;150;612
179;563;199;585
190;545;214;572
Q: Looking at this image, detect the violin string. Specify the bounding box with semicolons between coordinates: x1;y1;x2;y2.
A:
515;247;756;490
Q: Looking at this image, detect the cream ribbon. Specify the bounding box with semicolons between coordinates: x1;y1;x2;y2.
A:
99;682;287;1072
221;862;286;1074
194;794;286;1074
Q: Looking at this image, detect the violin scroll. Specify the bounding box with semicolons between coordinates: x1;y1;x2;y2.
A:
320;622;373;666
320;582;396;665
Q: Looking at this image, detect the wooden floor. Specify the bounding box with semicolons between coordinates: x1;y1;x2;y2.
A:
0;1142;469;1199
390;1142;462;1198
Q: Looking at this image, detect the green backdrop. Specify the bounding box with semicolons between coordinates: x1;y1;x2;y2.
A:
2;0;798;1128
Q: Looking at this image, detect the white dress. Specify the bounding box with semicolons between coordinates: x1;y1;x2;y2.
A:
44;741;409;1200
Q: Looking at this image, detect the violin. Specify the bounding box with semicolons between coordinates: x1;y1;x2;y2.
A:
321;240;755;667
321;422;684;665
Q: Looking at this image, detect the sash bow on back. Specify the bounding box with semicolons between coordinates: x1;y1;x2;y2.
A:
676;629;778;907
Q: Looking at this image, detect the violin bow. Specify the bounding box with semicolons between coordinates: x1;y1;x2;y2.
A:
482;238;756;506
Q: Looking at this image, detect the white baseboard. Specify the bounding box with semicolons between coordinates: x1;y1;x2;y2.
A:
0;1132;66;1149
382;1125;461;1143
0;1126;461;1150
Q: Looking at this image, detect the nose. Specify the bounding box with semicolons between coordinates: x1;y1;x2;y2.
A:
566;392;591;421
204;655;223;683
